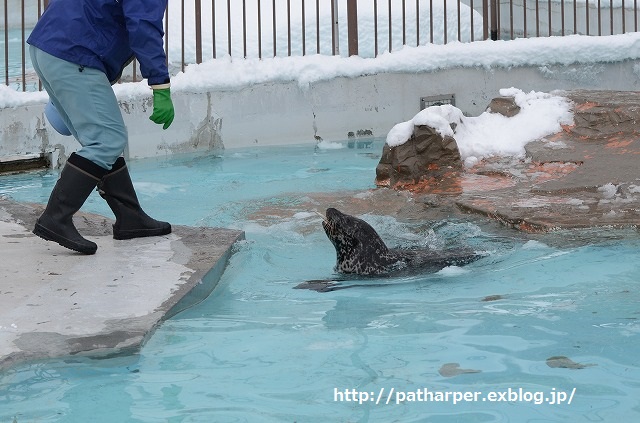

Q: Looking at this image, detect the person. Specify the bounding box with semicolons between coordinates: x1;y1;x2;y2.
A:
27;0;175;255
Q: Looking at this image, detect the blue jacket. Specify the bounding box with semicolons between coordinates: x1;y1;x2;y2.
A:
27;0;170;86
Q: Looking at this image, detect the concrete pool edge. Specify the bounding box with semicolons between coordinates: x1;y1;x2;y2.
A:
3;59;639;168
0;197;244;371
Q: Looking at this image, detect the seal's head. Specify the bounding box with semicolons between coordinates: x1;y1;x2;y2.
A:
322;208;396;275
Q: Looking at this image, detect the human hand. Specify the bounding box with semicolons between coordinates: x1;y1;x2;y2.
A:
149;87;175;130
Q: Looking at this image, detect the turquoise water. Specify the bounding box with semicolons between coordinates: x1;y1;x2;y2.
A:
1;141;639;422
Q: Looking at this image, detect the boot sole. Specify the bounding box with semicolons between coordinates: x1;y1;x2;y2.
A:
113;224;172;240
33;223;97;255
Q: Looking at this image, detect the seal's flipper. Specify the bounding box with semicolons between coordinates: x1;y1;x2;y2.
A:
294;278;393;292
294;279;343;292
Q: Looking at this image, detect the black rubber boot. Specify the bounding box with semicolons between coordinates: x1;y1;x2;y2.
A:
33;153;108;254
98;157;171;240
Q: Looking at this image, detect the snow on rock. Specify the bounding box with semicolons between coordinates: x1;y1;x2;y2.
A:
386;88;574;165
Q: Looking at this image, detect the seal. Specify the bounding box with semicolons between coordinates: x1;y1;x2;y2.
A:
321;207;481;276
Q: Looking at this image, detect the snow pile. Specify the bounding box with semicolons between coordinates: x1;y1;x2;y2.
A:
386;104;464;146
598;183;619;199
386;87;574;166
0;85;47;108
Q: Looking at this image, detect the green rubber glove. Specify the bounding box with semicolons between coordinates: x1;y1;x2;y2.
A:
149;88;175;130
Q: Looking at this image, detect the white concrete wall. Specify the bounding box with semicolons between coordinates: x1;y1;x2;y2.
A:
1;59;639;168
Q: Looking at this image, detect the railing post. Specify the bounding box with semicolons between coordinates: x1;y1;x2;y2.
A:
331;0;339;55
490;0;498;40
181;0;185;72
195;0;202;63
347;0;358;56
21;0;26;91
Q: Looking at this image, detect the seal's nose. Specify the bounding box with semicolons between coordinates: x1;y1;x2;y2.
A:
325;208;342;220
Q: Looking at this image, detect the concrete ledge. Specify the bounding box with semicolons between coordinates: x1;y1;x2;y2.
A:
2;58;639;168
0;153;49;173
0;198;244;370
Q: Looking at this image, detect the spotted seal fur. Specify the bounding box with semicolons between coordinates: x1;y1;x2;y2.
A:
321;207;481;276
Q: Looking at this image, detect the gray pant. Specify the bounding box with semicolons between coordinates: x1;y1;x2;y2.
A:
30;45;127;170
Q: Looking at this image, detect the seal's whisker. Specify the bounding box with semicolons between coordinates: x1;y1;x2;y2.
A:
314;211;327;222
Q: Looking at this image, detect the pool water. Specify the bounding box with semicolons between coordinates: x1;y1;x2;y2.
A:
1;141;639;422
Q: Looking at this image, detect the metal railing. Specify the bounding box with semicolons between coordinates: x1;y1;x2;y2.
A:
2;0;639;92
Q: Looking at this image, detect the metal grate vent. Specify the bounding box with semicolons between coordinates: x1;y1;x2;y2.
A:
420;94;455;110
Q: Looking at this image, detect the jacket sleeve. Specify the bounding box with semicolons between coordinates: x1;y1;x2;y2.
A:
121;0;170;86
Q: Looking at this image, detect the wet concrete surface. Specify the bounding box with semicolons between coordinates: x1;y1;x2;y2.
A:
0;198;244;370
